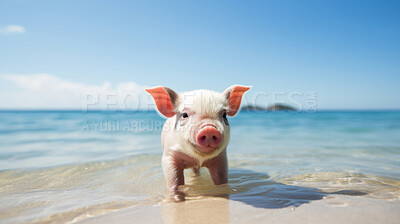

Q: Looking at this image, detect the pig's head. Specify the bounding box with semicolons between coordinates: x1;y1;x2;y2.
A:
146;85;250;158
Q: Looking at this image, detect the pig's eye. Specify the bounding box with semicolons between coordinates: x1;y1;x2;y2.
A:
222;111;229;125
182;112;189;118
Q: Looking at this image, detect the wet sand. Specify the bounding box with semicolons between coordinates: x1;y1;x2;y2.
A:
79;167;400;224
81;196;400;224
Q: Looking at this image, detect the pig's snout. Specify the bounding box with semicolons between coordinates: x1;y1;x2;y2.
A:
196;126;222;152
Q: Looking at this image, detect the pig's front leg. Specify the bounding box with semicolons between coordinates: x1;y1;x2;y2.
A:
204;150;228;185
162;155;185;201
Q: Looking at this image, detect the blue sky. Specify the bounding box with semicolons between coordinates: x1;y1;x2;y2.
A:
0;0;399;109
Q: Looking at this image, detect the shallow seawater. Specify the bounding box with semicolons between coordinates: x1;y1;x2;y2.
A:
0;111;400;223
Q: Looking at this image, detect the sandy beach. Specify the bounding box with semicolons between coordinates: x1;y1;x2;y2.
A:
1;156;399;224
79;168;400;224
80;196;400;224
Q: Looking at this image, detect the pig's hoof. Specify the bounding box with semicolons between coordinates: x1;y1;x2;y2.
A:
173;194;185;202
172;191;185;202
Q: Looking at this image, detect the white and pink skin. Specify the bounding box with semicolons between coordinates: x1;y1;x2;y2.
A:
145;85;251;201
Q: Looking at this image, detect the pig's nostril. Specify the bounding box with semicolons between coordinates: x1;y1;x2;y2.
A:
196;126;222;150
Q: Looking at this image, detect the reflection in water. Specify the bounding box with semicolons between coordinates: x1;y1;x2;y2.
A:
162;198;230;224
161;169;231;224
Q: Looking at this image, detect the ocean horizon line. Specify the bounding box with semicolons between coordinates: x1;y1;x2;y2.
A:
0;109;399;113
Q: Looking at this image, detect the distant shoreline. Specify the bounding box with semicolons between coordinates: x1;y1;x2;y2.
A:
241;104;297;112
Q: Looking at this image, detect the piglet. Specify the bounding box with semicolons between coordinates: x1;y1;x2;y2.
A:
146;85;251;201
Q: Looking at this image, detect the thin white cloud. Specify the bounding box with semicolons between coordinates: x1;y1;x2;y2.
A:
2;74;109;92
0;25;26;34
0;74;153;110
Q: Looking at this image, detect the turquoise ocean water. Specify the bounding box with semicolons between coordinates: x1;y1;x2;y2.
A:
1;111;400;222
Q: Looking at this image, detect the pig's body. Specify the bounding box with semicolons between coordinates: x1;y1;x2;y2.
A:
146;86;250;201
161;116;229;196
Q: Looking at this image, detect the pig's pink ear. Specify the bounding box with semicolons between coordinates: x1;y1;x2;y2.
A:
223;85;251;117
145;87;179;118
